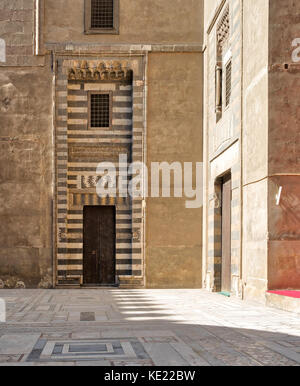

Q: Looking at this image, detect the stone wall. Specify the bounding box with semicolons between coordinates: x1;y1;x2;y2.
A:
204;0;300;302
0;0;204;288
0;64;53;288
0;0;52;288
241;0;269;302
0;0;44;67
203;0;243;296
44;0;203;45
146;52;203;288
267;0;300;290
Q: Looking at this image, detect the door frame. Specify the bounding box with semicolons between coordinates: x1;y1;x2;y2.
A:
54;56;147;288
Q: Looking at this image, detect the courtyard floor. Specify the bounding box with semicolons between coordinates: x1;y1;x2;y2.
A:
0;289;300;366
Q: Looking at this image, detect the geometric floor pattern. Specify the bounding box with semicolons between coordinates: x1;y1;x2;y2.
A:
26;338;150;363
0;289;300;366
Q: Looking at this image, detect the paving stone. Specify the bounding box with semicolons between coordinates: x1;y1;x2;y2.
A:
0;334;40;355
144;343;190;366
71;332;101;339
0;289;300;366
75;360;111;366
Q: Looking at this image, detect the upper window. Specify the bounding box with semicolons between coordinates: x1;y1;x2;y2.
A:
85;0;119;34
225;60;232;108
89;92;112;129
215;5;230;121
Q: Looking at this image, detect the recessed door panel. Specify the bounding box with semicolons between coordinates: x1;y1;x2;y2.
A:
83;206;116;285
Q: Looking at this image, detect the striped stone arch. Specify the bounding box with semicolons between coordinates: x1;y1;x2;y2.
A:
54;55;146;288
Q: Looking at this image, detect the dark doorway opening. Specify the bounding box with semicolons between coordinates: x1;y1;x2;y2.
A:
83;206;116;286
221;174;232;293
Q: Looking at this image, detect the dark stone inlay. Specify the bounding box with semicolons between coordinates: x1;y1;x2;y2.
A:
26;339;47;362
69;344;107;352
80;312;95;322
58;270;83;276
58;259;83;265
131;341;151;360
53;344;64;355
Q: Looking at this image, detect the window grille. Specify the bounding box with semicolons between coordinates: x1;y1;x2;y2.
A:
90;93;110;128
85;0;119;34
225;61;232;107
91;0;114;29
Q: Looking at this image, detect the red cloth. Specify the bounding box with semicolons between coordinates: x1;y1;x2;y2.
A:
268;290;300;299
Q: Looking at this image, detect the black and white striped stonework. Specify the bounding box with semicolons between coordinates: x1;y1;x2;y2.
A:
55;58;145;287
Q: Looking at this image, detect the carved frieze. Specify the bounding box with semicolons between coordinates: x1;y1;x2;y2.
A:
68;60;132;82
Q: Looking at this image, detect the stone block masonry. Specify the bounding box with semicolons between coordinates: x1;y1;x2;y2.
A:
55;57;146;287
0;0;44;66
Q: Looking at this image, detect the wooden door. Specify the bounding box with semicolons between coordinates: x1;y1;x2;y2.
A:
83;206;116;286
221;175;232;292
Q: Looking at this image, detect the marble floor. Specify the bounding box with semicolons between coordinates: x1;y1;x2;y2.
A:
0;289;300;366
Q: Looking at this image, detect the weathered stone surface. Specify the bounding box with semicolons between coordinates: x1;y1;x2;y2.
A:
146;52;203;288
202;0;300;302
44;0;204;45
4;277;17;289
0;0;299;305
0;66;53;288
267;0;300;291
15;281;26;289
38;275;53;290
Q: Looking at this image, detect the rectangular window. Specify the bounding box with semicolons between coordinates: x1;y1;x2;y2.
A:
89;92;112;129
91;0;113;29
85;0;119;34
225;61;232;107
216;5;230;122
215;64;222;115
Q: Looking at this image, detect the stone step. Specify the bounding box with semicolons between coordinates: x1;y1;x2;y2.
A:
119;284;145;289
118;276;144;289
266;290;300;314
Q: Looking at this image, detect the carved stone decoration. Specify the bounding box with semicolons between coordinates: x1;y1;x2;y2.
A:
213;192;222;209
15;281;26;289
68;60;132;81
133;230;141;242
217;6;230;51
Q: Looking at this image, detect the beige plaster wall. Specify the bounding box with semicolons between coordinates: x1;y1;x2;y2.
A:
204;0;223;32
0;64;53;288
267;0;300;290
146;52;203;288
44;0;204;45
242;0;269;302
